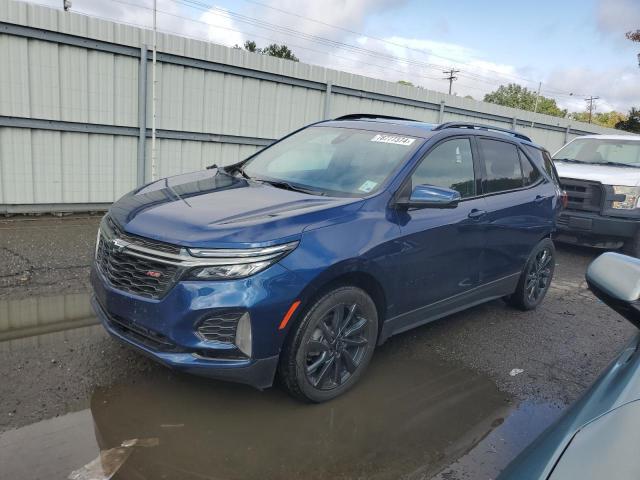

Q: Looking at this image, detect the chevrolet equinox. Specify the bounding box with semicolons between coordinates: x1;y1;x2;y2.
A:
91;115;561;402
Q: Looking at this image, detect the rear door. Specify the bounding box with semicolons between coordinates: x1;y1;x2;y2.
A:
393;136;488;314
478;137;553;283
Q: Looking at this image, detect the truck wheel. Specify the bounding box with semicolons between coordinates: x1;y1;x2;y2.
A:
278;286;378;403
623;231;640;258
505;238;555;311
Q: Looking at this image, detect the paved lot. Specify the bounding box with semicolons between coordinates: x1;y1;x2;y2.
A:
0;215;636;479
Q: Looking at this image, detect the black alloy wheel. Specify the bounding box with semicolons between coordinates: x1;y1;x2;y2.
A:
506;238;556;311
278;286;378;402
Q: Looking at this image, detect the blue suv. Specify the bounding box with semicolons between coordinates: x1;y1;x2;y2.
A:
91;115;562;402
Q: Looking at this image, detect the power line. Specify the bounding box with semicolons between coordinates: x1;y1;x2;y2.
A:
442;68;459;95
176;0;595;102
38;0;598;106
235;0;555;89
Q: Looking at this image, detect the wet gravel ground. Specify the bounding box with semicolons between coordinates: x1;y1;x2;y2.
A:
0;215;636;479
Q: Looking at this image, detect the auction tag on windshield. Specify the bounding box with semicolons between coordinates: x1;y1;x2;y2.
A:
358;180;378;193
370;134;415;146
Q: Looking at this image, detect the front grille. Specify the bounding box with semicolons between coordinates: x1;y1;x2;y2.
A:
96;235;180;299
560;178;603;212
107;216;181;255
556;215;569;227
196;312;241;343
106;311;182;352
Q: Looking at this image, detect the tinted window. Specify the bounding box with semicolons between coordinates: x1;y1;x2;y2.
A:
411;138;475;198
520;151;541;186
480;139;522;193
523;145;560;187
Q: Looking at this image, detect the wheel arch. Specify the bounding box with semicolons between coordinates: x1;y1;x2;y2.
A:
281;263;389;345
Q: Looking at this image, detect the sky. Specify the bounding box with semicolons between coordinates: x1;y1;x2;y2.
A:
27;0;640;114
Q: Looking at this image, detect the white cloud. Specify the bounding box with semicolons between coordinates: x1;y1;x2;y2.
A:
545;66;639;113
596;0;640;37
199;7;244;47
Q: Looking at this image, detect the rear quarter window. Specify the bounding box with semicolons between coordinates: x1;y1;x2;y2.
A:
523;145;561;187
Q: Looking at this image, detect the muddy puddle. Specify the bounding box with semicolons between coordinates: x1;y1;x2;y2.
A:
0;291;562;479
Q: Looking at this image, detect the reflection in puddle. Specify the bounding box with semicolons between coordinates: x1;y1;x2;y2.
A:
87;354;510;480
0;291;524;479
0;332;512;479
0;292;95;342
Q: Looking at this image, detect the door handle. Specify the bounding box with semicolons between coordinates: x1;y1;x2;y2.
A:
468;209;487;220
534;195;547;204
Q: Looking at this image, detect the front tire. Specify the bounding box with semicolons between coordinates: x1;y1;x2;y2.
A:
278;286;378;403
505;238;555;311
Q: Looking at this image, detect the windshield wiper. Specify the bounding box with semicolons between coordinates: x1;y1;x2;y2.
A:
553;158;587;164
253;178;325;196
590;161;640;168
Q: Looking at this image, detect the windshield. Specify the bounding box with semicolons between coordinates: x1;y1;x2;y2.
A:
553;138;640;167
242;126;422;196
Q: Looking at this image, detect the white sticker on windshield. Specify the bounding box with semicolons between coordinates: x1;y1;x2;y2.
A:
358;180;378;193
370;134;416;146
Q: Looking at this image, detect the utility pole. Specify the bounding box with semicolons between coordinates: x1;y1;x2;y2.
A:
531;81;542;127
151;0;158;181
442;68;460;95
585;96;600;124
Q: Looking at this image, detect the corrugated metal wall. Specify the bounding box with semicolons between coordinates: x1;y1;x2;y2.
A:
0;0;624;212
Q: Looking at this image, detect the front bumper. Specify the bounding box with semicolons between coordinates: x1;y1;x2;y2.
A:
555;210;639;247
90;263;305;389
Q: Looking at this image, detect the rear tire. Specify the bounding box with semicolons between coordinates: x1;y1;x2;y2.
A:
278;286;378;403
505;238;555;311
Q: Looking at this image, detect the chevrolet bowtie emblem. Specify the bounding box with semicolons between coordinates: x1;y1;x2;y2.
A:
112;238;127;253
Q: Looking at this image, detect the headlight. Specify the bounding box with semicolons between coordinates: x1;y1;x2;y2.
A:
612;186;640;210
186;241;298;280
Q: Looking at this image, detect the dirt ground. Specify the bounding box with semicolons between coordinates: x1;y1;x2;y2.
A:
0;215;635;479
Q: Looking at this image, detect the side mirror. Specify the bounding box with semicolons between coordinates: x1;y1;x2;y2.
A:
586;252;640;328
397;184;461;209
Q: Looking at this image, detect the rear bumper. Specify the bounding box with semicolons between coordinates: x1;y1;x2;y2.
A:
555;211;638;247
92;295;279;389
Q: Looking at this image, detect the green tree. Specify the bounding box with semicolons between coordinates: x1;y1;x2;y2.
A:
569;111;627;128
483;83;567;117
615;108;640;133
234;40;299;61
243;40;260;53
261;43;299;61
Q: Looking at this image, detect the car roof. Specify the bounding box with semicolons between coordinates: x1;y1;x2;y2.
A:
321;114;541;147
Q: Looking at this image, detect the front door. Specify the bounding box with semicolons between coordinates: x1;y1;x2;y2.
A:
393;137;487;317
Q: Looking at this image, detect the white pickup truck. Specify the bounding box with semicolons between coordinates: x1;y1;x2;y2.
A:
553;134;640;256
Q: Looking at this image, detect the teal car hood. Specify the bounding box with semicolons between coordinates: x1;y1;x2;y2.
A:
500;333;640;479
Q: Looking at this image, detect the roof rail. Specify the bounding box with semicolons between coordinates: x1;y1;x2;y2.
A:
333;113;418;122
433;122;532;142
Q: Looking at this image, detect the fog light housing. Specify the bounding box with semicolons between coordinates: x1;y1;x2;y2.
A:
235;312;252;357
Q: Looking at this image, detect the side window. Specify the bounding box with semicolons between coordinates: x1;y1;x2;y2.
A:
479;139;523;193
411;138;475;198
520;150;541;186
523;145;561;188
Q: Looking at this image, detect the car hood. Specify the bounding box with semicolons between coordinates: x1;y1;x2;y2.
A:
555;161;640;187
109;169;363;247
499;334;640;480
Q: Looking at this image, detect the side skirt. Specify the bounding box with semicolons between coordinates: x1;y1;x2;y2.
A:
378;272;520;345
